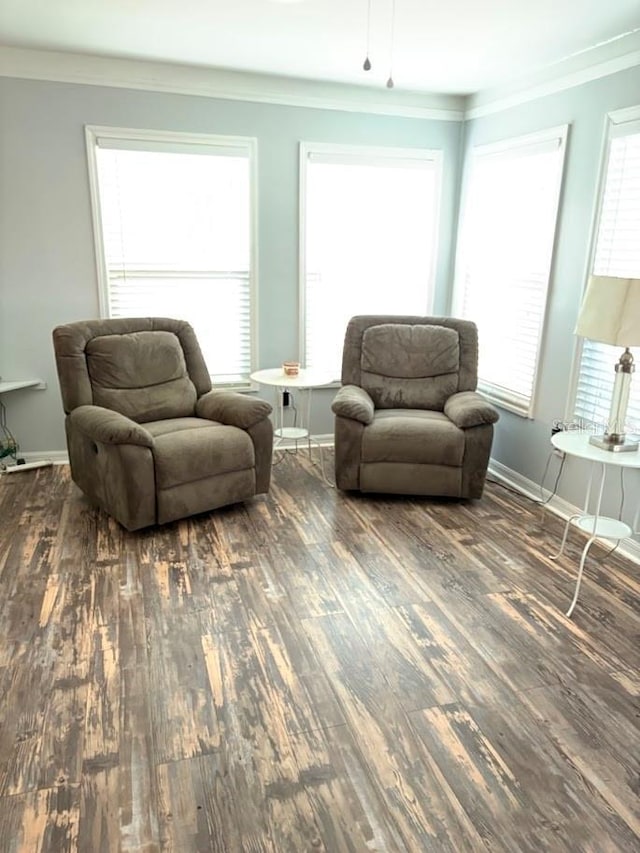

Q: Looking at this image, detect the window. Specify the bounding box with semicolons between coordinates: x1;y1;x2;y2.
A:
86;127;256;387
300;143;442;380
452;126;568;417
574;108;640;433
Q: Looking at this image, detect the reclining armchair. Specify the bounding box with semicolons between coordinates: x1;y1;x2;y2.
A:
53;317;273;530
331;315;498;498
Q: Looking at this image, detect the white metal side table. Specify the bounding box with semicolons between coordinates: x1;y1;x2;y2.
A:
550;431;640;617
249;367;334;482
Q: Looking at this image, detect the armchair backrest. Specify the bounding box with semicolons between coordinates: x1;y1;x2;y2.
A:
53;317;212;422
341;315;478;411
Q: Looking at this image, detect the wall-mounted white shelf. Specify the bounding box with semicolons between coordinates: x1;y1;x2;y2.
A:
0;379;47;393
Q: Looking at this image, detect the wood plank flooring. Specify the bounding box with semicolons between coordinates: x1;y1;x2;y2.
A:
0;452;638;852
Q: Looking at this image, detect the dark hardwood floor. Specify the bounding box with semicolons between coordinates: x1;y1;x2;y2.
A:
0;451;638;852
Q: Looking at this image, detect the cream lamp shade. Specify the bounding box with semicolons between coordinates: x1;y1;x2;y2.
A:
575;275;640;345
574;274;640;452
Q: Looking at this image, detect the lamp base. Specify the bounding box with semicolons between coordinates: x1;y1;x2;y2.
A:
589;434;639;452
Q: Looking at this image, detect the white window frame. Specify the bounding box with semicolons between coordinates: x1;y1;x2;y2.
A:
85;125;259;390
567;104;640;424
452;125;569;418
299;141;443;381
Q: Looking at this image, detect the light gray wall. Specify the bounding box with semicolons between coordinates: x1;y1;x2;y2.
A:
0;76;463;452
461;64;640;516
4;64;640;526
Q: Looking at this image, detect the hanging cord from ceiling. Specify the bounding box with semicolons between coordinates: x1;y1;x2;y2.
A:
362;0;397;88
386;0;396;88
363;0;372;70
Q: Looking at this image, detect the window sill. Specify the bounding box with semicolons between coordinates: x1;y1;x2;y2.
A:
212;379;254;394
477;383;533;419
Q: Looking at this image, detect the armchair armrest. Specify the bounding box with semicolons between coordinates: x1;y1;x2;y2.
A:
69;405;154;447
331;385;375;425
444;392;499;429
196;390;272;430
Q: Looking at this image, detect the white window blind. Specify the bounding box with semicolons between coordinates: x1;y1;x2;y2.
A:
453;127;568;416
88;129;255;386
301;144;441;380
575;116;640;434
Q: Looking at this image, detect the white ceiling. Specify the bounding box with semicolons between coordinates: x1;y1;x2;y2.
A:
0;0;639;95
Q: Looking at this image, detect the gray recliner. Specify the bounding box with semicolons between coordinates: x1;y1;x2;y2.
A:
331;315;499;498
53;317;273;530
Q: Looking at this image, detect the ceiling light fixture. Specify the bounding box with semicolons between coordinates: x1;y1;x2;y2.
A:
386;0;396;89
363;0;372;71
362;0;397;88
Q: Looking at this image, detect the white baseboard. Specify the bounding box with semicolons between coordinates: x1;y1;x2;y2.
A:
488;458;640;567
3;459;55;473
17;441;336;461
20;450;69;465
16;440;336;463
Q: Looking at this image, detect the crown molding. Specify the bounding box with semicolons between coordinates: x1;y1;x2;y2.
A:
4;32;638;126
0;46;465;121
465;29;640;120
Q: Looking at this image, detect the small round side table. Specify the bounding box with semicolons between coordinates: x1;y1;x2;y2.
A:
550;431;640;617
250;367;334;482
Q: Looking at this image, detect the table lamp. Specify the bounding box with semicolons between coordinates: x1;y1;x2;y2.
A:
575;275;640;452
